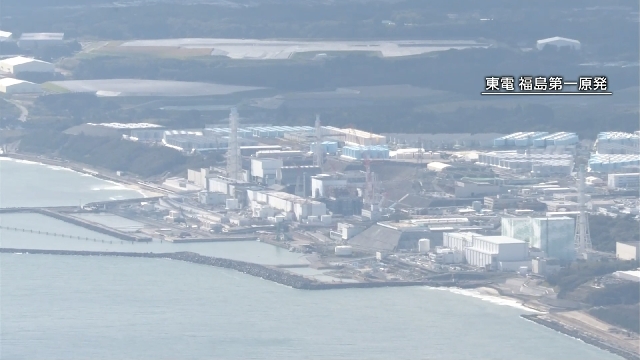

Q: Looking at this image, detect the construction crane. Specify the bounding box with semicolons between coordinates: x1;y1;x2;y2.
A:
389;193;409;210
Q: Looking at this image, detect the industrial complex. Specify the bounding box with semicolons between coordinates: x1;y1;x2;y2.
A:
25;109;636;289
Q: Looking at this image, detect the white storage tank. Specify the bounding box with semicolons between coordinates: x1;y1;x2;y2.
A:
418;239;431;253
226;198;239;210
335;245;353;256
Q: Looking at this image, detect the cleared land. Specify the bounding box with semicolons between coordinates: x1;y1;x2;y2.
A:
79;41;215;59
112;38;490;60
45;79;265;97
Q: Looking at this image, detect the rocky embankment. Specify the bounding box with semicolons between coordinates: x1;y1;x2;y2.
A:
0;248;467;290
522;314;640;360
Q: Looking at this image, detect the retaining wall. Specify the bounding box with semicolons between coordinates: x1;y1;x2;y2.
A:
0;248;472;291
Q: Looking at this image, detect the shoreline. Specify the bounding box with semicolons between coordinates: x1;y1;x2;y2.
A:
0;248;471;290
1;153;164;198
3;248;638;358
522;314;640;360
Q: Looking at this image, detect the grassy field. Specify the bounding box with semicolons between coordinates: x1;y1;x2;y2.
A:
41;82;72;94
77;41;214;60
46;79;264;97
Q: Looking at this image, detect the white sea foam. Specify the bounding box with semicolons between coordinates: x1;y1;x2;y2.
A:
425;286;542;313
91;185;127;191
46;165;74;171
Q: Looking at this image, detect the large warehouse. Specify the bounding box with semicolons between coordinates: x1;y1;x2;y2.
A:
0;56;54;74
0;30;11;41
536;37;581;51
0;78;42;94
442;232;529;270
18;32;64;49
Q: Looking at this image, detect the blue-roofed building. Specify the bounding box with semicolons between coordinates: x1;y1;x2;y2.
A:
310;141;339;155
342;145;389;160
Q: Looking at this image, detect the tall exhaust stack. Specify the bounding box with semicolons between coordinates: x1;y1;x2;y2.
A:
574;164;592;257
226;107;241;181
314;114;323;168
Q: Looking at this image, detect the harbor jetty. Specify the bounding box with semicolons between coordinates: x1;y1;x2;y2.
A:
0;199;155;242
0;248;484;290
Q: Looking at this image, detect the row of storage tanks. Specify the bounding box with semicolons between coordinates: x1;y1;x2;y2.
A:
588;154;640;172
310;141;339;155
493;132;579;147
205;126;315;138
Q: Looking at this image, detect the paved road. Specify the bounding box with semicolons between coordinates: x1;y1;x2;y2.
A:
3;98;28;121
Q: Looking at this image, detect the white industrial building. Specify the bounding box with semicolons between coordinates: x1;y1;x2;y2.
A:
198;191;227;206
246;189;326;221
595;132;640;155
613;270;640;283
442;232;528;270
18;32;64;49
443;232;475;251
0;78;42;94
616;241;640;261
251;158;283;185
323;126;387;146
454;180;500;198
187;168;215;190
501;216;575;260
331;222;366;240
311;172;366;198
607;173;639;189
0;30;11;41
477;151;574;175
536;37;581;51
390;148;441;160
0;56;54;74
163;131;231;152
465;236;528;270
208;176;251;197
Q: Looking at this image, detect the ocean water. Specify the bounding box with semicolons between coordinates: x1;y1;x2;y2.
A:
0;159;625;359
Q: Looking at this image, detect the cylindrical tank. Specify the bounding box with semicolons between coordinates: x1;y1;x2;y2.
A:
472;201;482;212
418;239;431;253
226;198;239;210
335;245;353;256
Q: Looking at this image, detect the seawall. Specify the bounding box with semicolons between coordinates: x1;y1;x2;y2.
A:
0;248;474;290
522;314;640;360
2;208;150;242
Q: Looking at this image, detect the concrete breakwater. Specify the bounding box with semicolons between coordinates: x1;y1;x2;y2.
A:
4;208;151;242
522;314;640;360
1;248;470;290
